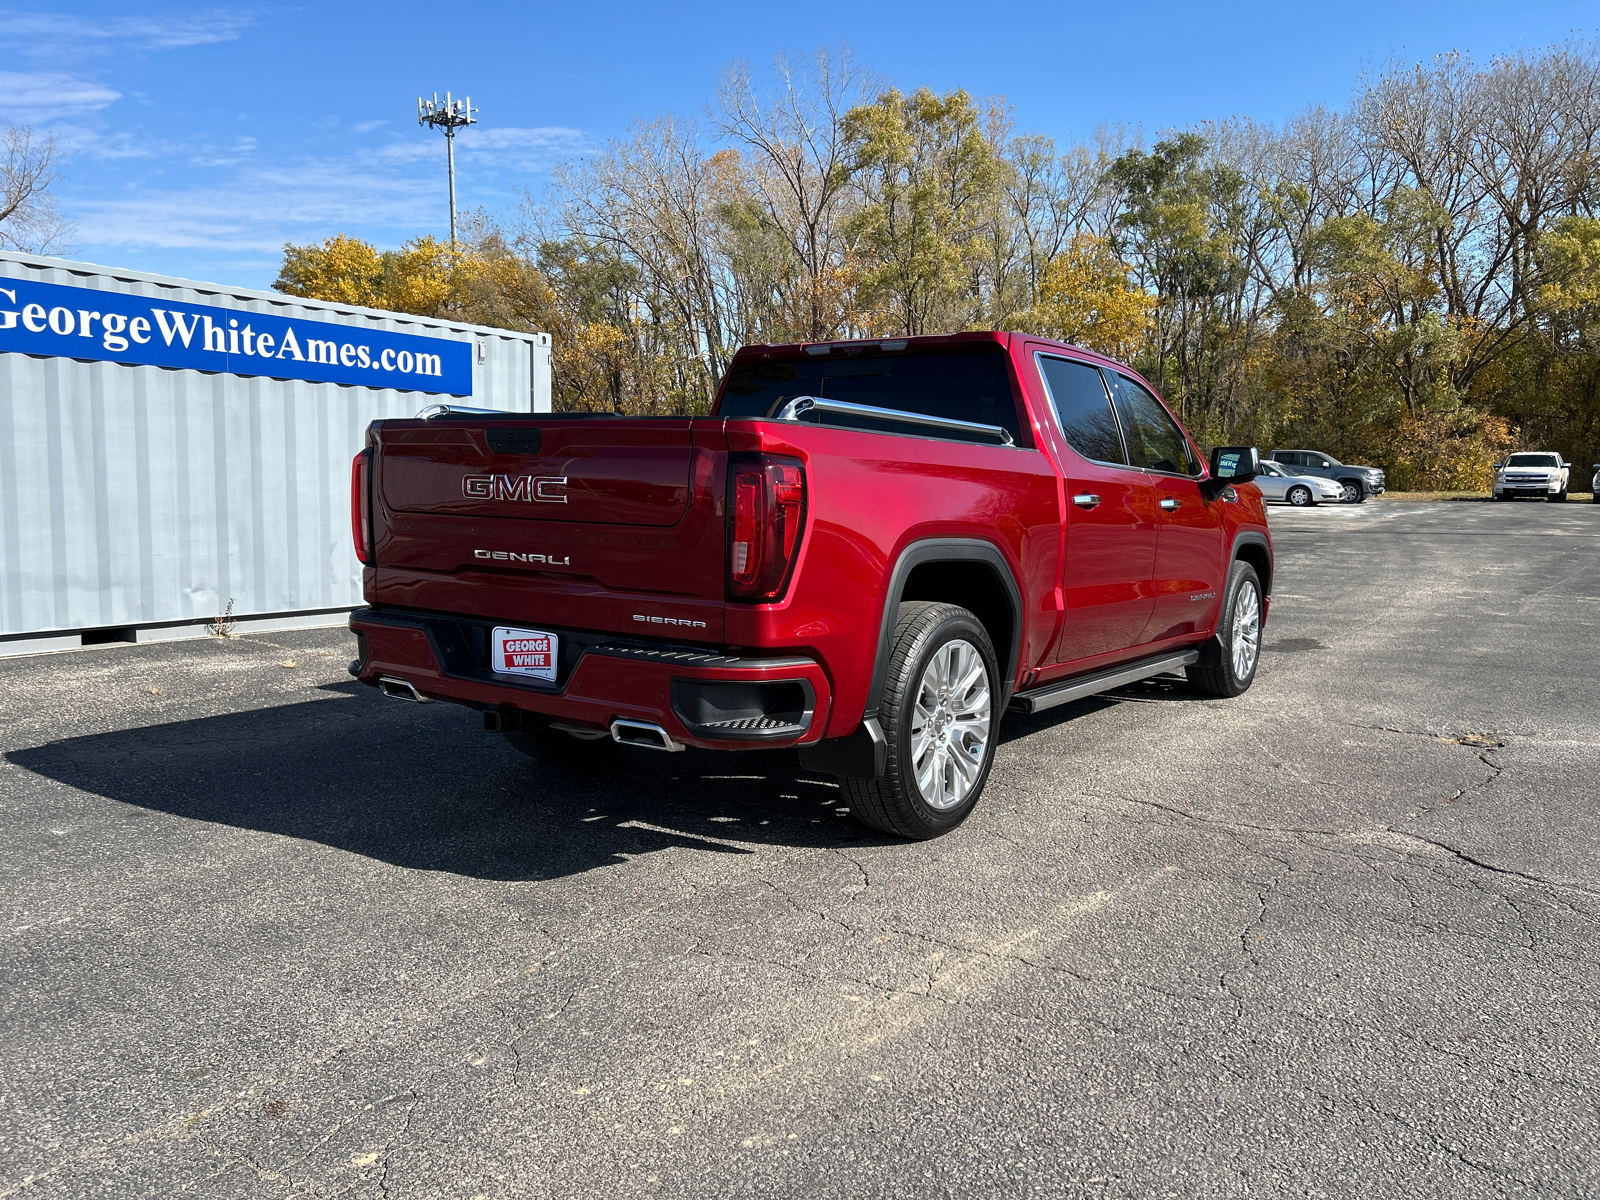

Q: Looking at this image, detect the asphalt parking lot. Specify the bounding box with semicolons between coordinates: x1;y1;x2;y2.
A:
2;499;1597;1198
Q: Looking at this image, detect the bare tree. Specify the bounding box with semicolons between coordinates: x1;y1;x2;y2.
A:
714;47;877;341
1;123;73;255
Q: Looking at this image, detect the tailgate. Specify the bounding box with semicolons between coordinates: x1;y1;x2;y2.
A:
371;417;729;640
382;419;694;525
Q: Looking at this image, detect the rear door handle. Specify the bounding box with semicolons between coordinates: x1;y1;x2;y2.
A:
1072;493;1101;509
1159;497;1181;511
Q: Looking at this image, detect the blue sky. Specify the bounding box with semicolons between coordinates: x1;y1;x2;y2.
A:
9;0;1595;290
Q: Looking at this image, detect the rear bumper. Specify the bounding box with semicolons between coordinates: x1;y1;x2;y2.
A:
349;607;832;750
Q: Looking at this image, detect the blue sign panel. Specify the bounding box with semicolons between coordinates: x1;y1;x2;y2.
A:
0;277;472;395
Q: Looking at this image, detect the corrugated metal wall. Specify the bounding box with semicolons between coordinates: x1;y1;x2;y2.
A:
0;253;552;639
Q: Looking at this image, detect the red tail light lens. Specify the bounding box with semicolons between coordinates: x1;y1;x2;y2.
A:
727;454;806;601
350;449;372;565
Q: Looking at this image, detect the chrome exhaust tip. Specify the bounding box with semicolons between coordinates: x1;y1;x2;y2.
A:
610;718;685;752
377;675;431;703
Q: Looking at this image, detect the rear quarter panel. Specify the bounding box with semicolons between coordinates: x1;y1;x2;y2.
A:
719;420;1063;738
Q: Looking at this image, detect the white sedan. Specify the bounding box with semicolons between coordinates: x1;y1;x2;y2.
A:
1252;460;1345;506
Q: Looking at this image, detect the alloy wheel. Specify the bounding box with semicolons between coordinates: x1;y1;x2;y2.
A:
909;639;992;812
1340;482;1361;503
1231;583;1261;680
1289;486;1311;506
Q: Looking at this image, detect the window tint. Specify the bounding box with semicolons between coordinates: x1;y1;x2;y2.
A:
1035;356;1127;464
1108;374;1199;476
1507;453;1560;467
717;347;1022;443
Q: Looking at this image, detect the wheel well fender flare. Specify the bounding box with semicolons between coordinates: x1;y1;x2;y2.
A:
1229;529;1273;598
864;538;1024;719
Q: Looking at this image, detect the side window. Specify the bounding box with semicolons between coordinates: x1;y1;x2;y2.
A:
1109;373;1200;476
1035;355;1128;465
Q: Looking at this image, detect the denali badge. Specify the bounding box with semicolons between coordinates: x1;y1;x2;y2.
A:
474;549;572;566
463;474;568;503
634;614;708;629
1189;591;1218;602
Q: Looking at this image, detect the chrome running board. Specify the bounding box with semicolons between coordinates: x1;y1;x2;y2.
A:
1008;650;1200;714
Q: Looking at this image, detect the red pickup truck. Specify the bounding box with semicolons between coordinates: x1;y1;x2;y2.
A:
349;332;1272;838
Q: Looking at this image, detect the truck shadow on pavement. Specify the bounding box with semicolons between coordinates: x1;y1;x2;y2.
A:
6;684;883;882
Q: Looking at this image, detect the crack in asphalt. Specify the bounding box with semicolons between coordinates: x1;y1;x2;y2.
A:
1385;831;1600;900
376;1089;422;1200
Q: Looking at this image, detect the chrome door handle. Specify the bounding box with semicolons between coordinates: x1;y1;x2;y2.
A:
1159;497;1181;511
1072;493;1101;509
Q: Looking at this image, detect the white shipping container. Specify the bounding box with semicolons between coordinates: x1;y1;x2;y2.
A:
0;252;552;653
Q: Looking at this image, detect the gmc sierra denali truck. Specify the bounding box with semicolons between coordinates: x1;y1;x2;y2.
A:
349;332;1272;839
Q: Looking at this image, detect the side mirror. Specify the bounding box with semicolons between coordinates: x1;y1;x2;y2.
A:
1562;461;1571;468
1492;462;1503;469
1210;446;1260;483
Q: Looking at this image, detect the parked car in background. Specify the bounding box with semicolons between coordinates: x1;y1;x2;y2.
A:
1492;452;1570;502
1592;463;1600;504
1266;450;1386;503
1252;460;1345;506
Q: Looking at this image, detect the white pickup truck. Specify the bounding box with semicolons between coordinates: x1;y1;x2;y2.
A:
1491;452;1571;502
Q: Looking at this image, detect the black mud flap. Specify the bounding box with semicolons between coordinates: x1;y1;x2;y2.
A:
798;717;887;779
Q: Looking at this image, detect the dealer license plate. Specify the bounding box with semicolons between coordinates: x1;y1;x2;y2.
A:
491;626;558;682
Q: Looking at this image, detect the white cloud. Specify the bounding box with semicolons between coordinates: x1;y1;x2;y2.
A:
351;119;388;134
373;125;589;173
51;124;257;164
0;70;120;113
0;8;257;56
65;121;593;258
190;136;258;167
73;161;447;252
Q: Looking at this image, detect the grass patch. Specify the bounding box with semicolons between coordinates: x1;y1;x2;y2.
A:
1375;491;1595;502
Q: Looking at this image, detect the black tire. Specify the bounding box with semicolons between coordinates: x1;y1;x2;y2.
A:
1549;489;1567;503
1287;485;1313;507
841;602;1000;840
1185;561;1263;698
1591;493;1599;505
1339;479;1365;503
504;721;619;766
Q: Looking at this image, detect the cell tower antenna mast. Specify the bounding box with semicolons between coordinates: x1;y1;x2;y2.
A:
417;91;477;247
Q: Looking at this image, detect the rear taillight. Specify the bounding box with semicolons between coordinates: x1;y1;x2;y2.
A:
727;454;806;601
350;449;372;565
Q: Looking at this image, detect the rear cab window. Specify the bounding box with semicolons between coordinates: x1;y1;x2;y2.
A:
1106;372;1201;476
1035;355;1129;465
716;343;1027;446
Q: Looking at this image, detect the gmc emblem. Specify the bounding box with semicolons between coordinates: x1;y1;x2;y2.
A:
463;474;568;503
